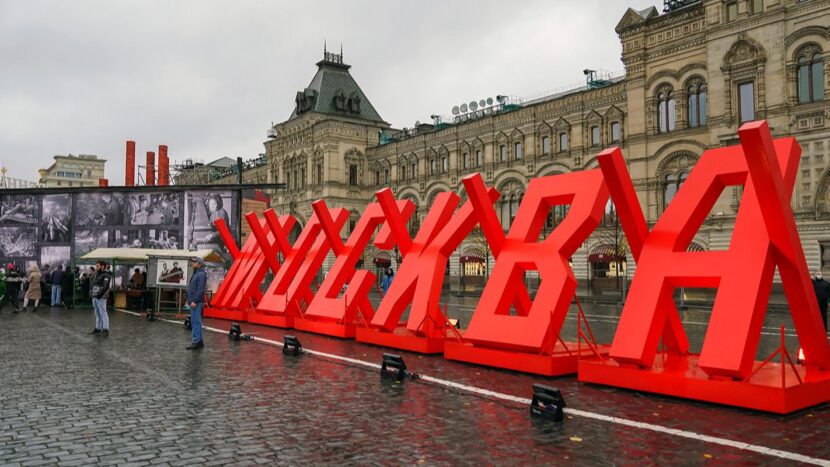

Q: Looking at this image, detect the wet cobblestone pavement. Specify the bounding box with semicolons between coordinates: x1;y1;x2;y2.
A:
1;303;829;465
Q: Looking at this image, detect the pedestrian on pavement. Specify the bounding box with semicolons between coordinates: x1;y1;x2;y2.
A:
185;257;207;350
5;264;22;313
90;261;112;337
51;265;64;308
86;266;95;299
380;267;394;297
813;271;830;330
61;267;73;309
23;265;42;312
0;268;5;304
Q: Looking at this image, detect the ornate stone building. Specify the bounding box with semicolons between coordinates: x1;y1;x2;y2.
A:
257;0;829;292
38;154;106;188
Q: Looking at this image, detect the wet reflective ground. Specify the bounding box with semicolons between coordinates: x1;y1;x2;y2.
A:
0;302;828;465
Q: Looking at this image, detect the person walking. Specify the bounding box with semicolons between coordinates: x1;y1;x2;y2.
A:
813;271;830;331
5;264;22;313
23;265;42;312
380;267;394;297
41;264;51;305
185;257;207;350
50;265;64;308
61;267;73;309
90;261;112;337
0;268;6;309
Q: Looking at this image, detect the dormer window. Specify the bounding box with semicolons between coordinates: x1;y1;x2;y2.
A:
295;88;317;115
334;91;347;111
348;93;361;113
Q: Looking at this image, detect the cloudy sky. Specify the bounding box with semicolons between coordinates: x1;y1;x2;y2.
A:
0;0;658;185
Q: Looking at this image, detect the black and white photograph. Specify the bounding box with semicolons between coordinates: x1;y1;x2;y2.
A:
112;264;145;289
74;228;109;257
0;227;37;257
154;258;188;287
184;191;234;253
112;229;146;248
41;194;71;243
125;192;179;226
147;229;180;250
0;195;39;225
74;193;126;226
40;246;71;270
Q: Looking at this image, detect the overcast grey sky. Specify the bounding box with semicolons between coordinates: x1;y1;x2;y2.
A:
0;0;658;185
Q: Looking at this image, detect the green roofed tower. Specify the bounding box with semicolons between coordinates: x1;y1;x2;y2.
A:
289;49;386;124
263;47;390;242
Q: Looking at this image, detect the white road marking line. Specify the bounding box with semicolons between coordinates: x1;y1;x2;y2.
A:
117;308;829;465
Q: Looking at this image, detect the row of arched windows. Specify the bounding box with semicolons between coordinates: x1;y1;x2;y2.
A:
654;45;825;134
656;80;708;133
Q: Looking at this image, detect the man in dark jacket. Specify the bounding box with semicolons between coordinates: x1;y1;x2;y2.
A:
813;272;830;331
50;265;64;308
90;261;112;337
185;257;207;350
61;268;73;309
4;264;22;313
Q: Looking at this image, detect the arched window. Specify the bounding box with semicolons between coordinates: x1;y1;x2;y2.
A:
687;79;708;128
510;194;522;224
500;201;511;230
798;52;825;104
603;200;617;227
559;132;569;151
663;170;688;208
663;173;677;207
497;180;524;230
591;126;601;146
610;122;621;143
656;86;676;133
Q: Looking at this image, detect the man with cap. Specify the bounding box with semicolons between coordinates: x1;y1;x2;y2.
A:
185;256;207;350
4;264;22;313
813;271;830;330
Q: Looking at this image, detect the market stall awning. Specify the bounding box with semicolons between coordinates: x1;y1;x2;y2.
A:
372;251;392;266
460;254;485;264
588;244;626;263
78;248;223;264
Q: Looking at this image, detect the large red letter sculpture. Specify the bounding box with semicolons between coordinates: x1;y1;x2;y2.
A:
443;170;609;375
294;198;415;338
356;182;499;353
206;213;295;321
579;121;830;413
248;207;348;328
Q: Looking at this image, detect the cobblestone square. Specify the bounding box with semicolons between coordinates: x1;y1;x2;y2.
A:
1;305;829;465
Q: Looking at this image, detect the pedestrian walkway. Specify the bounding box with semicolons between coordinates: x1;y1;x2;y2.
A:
0;307;828;465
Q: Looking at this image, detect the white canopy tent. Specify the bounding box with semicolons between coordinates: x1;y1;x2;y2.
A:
77;248;223;264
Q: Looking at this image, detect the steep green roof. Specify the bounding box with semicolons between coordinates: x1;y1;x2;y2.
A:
289;52;386;124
